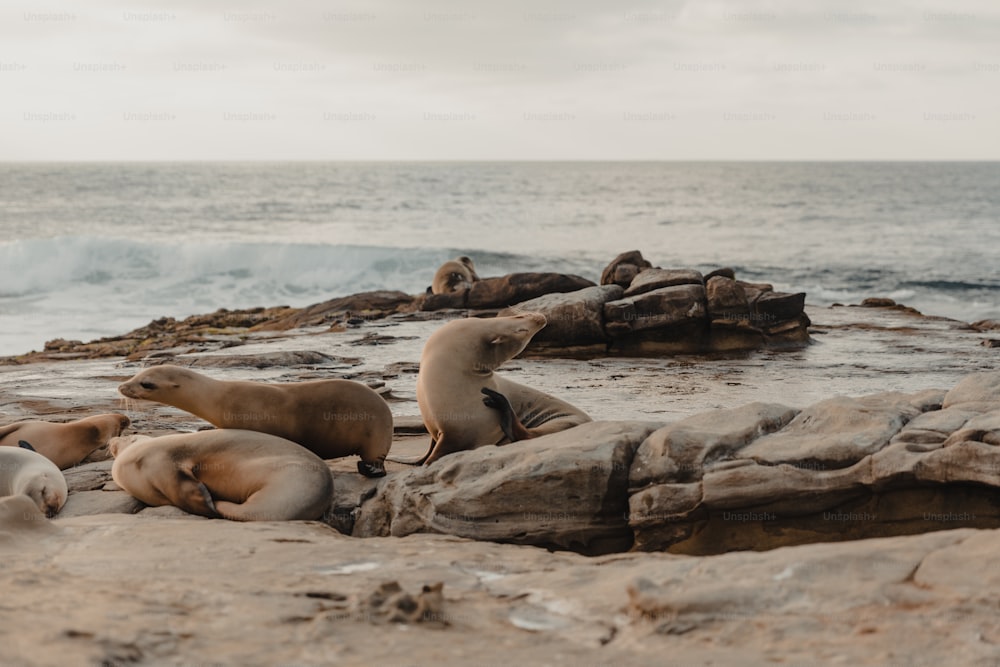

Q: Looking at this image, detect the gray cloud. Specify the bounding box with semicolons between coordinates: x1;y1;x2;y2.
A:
1;0;997;159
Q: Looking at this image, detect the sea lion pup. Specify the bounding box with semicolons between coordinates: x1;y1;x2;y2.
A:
0;445;68;517
0;413;131;470
118;366;392;477
430;256;480;294
109;430;333;521
392;312;591;466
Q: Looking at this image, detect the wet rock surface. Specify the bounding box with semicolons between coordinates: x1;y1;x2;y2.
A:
1;269;998;665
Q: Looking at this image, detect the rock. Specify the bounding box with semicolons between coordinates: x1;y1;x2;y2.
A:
179;350;357;369
704;267;736;281
752;291;807;323
603;284;707;337
861;297;898;308
254;291;418;331
971;319;1000;332
600;250;653;287
8;510;1000;665
626;380;1000;554
63;461;115;493
704;275;749;321
500;285;623;346
623;269;704;298
353;421;661;555
943;371;1000;410
740;393;923;467
357;580;447;626
629;402;800;489
58;490;144;518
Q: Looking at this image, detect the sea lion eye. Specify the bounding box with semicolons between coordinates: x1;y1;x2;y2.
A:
140;381;156;390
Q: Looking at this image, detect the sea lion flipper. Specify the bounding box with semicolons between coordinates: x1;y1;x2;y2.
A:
357;460;387;478
174;468;222;519
17;440;36;452
481;388;517;442
386;438;435;466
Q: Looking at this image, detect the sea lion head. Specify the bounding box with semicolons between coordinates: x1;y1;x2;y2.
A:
79;413;131;444
119;365;188;401
18;470;67;518
107;434;152;458
430;312;546;374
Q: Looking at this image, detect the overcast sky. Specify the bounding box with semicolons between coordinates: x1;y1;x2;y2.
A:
2;0;997;160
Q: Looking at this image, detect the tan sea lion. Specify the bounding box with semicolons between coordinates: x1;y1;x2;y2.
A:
118;366;393;477
0;444;68;517
430;256;480;294
0;413;131;470
392;312;591;466
109;431;333;521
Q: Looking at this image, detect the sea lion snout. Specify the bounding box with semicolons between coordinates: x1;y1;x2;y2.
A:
509;311;546;330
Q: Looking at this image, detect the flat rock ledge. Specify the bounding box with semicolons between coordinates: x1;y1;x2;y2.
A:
3;506;998;665
59;371;1000;558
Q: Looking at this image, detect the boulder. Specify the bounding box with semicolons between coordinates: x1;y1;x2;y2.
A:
704;267;736;281
623;269;704;297
705;275;749;321
603;284;707;337
626;380;1000;554
58;490;144;518
739;393;924;467
629;402;800;489
352;421;661;555
942;371;1000;410
600;250;653;287
500;285;623;346
752;291;807;323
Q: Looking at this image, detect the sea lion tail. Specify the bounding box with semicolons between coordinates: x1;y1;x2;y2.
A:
385;446;433;466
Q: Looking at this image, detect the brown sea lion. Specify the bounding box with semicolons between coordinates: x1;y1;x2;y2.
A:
109;430;333;521
0;413;131;470
118;366;393;477
391;312;591;465
430;256;480;294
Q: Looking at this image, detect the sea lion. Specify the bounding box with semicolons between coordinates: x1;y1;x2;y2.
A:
430;256;480;294
109;430;334;521
0;413;131;470
0;445;68;517
393;312;591;465
118;366;392;477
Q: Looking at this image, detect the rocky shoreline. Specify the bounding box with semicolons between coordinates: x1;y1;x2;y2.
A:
1;253;999;666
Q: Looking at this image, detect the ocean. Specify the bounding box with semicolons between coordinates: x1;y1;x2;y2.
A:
1;161;998;357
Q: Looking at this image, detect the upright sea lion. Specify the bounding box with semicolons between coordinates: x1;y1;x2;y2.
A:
430;256;480;294
0;413;131;470
0;445;68;517
109;430;333;521
118;366;393;477
393;312;591;465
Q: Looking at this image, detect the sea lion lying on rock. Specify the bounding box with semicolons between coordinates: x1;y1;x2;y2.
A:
0;413;131;470
430;256;479;294
109;430;333;521
0;444;68;517
118;366;392;477
393;312;591;465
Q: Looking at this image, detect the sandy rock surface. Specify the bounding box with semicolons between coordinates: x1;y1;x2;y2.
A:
1;298;998;665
